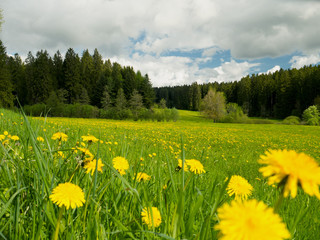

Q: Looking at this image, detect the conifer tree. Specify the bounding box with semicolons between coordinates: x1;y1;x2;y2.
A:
7;53;26;105
129;89;143;119
80;49;94;99
115;88;127;110
63;48;82;103
189;82;201;111
101;85;112;110
0;40;14;108
53;50;64;89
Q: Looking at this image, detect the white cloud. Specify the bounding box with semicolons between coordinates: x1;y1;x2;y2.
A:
197;60;260;84
1;0;320;86
111;54;260;87
259;65;281;75
202;47;220;57
3;0;320;58
289;53;320;69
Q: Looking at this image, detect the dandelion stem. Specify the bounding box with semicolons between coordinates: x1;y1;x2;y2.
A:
274;186;285;213
68;163;81;182
53;206;65;240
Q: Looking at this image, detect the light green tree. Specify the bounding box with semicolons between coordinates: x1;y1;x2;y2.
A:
302;105;319;125
159;98;167;109
201;88;226;122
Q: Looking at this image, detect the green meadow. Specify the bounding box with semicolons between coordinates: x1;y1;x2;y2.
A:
1;108;320;239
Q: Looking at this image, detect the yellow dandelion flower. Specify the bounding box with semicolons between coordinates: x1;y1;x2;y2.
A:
186;159;205;174
49;182;85;209
10;135;20;141
259;149;320;199
112;156;129;175
37;136;44;142
81;135;99;143
77;147;94;161
215;199;290;240
57;151;65;158
3;131;8;136
0;135;5;141
84;159;104;175
52;132;68;142
135;172;151;182
227;175;253;201
177;159;188;172
141;207;162;228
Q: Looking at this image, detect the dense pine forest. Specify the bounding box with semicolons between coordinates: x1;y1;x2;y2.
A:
1;39;320;120
155;65;320;119
0;40;155;110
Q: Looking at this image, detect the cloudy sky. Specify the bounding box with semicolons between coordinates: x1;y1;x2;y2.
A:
1;0;320;87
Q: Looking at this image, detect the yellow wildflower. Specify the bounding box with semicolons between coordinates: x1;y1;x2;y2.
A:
177;159;188;172
10;135;20;141
37;136;44;142
112;156;129;175
77;147;94;161
186;159;205;174
57;151;65;158
84;159;104;175
52;132;68;142
49;182;85;209
141;207;162;228
215;199;290;240
135;172;151;182
81;135;99;143
227;175;253;201
0;135;5;141
259;149;320;199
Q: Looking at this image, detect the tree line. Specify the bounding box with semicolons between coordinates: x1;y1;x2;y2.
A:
155;65;320;119
0;40;155;110
1;37;320;120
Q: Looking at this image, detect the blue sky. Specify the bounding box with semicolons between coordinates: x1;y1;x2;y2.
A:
1;0;320;87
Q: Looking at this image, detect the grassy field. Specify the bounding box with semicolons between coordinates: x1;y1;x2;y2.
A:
1;108;320;239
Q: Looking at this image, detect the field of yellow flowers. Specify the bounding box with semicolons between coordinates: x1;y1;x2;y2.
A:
1;108;320;239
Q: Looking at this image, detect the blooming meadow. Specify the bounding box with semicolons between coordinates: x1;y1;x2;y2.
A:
1;109;320;239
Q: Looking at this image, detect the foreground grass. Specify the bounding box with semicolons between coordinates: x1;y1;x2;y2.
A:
1;108;320;239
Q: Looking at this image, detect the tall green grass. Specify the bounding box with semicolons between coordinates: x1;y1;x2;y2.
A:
1;108;320;239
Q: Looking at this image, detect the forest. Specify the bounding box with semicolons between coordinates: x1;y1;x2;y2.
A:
1;39;320;120
0;40;155;110
155;65;320;119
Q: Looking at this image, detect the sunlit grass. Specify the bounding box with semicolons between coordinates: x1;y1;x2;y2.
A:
1;108;320;239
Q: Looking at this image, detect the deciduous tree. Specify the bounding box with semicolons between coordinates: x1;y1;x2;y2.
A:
201;88;226;122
